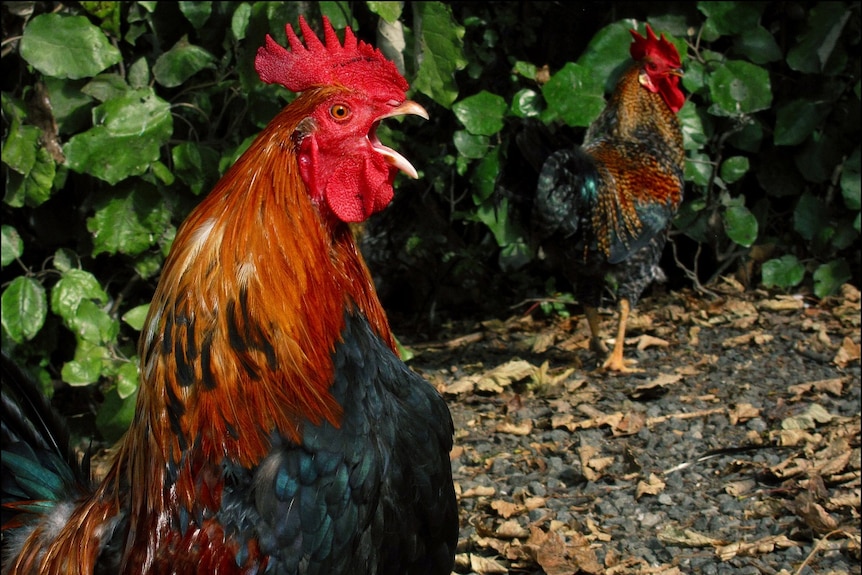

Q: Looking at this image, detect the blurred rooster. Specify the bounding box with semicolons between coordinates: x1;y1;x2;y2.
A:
516;25;685;372
2;16;457;574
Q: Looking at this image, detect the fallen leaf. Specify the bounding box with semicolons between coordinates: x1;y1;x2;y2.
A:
716;534;797;561
724;479;756;497
461;485;496;498
833;336;860;367
658;524;725;547
785;492;839;534
496;519;529;539
722;331;774;348
729;402;760;425
636;473;666;499
758;295;804;311
491;500;523;519
495;420;533;435
788;378;845;398
470;553;509;574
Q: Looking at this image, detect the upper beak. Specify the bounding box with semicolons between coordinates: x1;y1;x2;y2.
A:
372;100;429;179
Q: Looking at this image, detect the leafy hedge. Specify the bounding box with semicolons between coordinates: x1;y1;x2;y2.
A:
2;1;859;438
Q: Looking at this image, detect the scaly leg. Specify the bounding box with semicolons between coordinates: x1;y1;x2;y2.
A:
602;298;638;372
583;305;608;357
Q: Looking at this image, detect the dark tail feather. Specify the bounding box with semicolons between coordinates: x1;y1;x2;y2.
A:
1;353;91;527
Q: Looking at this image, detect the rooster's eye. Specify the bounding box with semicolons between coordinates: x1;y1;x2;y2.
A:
330;104;351;121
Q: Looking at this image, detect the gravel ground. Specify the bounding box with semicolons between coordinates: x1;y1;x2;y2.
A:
402;283;861;575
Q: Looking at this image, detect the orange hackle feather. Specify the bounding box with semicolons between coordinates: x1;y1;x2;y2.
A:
4;17;408;575
585;64;684;260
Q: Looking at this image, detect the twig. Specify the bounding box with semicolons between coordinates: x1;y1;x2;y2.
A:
793;529;850;575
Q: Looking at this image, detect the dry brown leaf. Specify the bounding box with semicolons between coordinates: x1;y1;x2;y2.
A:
495;420;533;435
722;331;774;348
724;479;756;497
444;377;475;396
658;524;725;547
469;553;509;574
636;473;666;499
833;336;861;367
729;402;760;425
461;485;496;498
532;330;557;354
780;403;833;431
496;519;529;539
476;359;537;393
613;410;647;436
716;534;797;561
758;295;804;311
529;527;602;575
491;500;523;519
788;377;846;398
687;325;701;346
785;492;839;534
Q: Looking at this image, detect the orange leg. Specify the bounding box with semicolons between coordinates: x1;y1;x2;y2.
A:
583;305;607;356
602;298;637;372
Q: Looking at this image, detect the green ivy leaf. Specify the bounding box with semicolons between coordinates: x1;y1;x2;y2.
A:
72;299;119;345
231;2;252;41
720;156;750;184
413;2;467;108
774;99;831;146
1;276;48;343
793;192;829;241
470;148;501;204
64;88;173;185
153;36;216;88
122;304;150;331
453;91;507;136
698;2;763;36
115;361;140;398
87;184;171;256
707;60;772;116
81;74;129;103
762;255;805;289
542;62;605;128
178;1;212;29
172;142;220;195
19;14;122;79
95;386;139;442
368;1;404;23
685;152;713;187
732;25;783;64
723;204;758;247
62;357;103;386
51;268;109;322
787;3;852;74
576;20;639;93
1;225;23;267
510;89;542;119
678;102;709;151
452;130;489;160
2;117;39;175
813;259;851;298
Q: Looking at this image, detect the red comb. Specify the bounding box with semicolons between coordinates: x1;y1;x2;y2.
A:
255;16;409;94
629;24;681;68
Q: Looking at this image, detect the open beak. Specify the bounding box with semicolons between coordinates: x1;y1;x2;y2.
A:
371;100;429;179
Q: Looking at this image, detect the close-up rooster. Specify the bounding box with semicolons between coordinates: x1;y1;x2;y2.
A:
2;16;457;575
515;25;686;372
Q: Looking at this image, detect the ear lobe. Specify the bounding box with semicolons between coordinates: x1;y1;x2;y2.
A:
298;136;321;203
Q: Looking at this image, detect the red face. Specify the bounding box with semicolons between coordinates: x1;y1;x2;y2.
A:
297;92;428;223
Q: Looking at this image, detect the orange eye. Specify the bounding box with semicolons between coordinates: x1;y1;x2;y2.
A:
330;104;351;121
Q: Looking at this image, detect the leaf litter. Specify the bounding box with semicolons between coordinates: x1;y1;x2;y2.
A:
406;284;861;574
